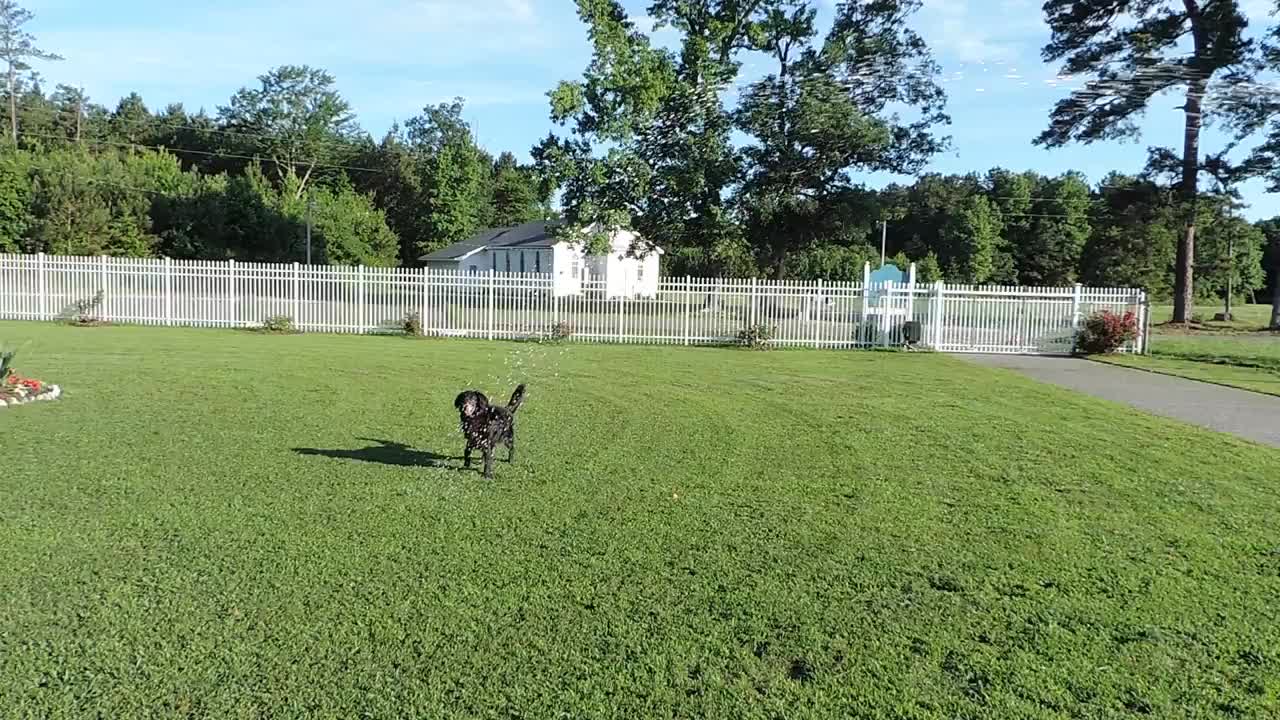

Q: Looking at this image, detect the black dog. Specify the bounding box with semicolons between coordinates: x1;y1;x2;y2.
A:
453;384;525;478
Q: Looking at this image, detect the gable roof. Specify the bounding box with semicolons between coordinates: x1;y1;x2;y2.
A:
419;221;562;262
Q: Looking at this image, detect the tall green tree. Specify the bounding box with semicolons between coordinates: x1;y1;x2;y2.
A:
1024;173;1091;285
1195;210;1266;306
0;0;58;145
109;92;151;145
218;65;362;197
538;0;677;254
946;195;1001;283
1037;0;1256;323
352;125;424;265
0;149;28;250
634;0;758;260
1082;174;1179;295
734;0;949;277
1256;218;1280;328
987;168;1036;283
489;156;541;228
408;100;489;257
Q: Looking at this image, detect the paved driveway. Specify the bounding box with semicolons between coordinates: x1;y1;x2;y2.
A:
961;354;1280;449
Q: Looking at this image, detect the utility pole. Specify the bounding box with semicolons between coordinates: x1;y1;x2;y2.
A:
305;194;314;265
880;220;888;266
75;85;82;144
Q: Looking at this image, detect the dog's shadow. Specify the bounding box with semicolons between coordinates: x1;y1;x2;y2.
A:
293;438;470;471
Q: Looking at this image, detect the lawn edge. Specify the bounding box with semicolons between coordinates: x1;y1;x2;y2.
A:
1091;355;1280;399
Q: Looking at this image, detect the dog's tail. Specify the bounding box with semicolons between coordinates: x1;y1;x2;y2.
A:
507;384;526;413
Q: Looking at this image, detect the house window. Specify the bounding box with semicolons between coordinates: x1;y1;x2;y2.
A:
520;251;526;273
571;260;579;279
468;264;478;275
505;252;511;272
535;252;541;274
491;253;497;271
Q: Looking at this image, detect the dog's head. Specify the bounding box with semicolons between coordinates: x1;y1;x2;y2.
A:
454;390;489;419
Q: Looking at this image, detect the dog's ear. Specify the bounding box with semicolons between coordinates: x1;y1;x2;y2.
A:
454;392;467;411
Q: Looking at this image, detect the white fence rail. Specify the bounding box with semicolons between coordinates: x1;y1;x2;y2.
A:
0;253;1148;354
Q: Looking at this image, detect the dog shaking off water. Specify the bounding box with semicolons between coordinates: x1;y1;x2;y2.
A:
454;384;525;478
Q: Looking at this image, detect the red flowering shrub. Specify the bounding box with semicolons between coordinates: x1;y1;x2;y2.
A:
1075;309;1138;355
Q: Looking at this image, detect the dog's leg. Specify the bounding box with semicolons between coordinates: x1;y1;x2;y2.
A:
463;443;473;468
507;430;516;463
482;446;494;479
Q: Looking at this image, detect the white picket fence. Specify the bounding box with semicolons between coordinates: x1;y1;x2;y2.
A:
0;253;1148;354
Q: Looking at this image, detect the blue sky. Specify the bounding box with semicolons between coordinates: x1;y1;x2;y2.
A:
24;0;1280;219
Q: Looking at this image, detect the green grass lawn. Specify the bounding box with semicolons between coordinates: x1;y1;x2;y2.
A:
3;323;1280;718
1151;302;1274;331
1099;318;1280;396
1148;334;1280;371
1098;353;1280;397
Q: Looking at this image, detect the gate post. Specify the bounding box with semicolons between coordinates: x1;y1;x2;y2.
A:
1071;283;1083;330
930;281;945;349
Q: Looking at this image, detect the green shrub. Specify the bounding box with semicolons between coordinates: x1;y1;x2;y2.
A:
0;347;15;381
548;321;574;342
262;315;297;334
57;290;105;326
736;324;774;350
1075;310;1138;354
402;311;424;336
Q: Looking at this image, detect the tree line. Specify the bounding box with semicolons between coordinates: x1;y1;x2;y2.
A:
1;0;1278;325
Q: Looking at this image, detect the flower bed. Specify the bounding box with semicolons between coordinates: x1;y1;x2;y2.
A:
1;371;61;407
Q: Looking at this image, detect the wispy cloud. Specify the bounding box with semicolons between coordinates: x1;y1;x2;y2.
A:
916;0;1044;64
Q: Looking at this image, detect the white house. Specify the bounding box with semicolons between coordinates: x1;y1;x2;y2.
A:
419;221;662;298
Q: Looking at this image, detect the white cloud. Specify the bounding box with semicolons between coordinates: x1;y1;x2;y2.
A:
915;0;1043;64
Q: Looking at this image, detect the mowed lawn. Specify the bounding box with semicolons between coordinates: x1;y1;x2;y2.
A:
1101;316;1280;396
3;324;1280;719
1151;302;1274;330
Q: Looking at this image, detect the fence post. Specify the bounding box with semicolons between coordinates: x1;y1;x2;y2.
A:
1139;290;1151;354
99;255;109;322
552;278;560;330
682;275;691;345
860;261;870;346
228;259;237;327
749;276;759;328
36;252;47;320
163;256;173;326
930;281;944;349
617;294;625;342
905;264;917;347
421;268;430;336
880;281;893;347
357;265;366;333
292;262;301;325
1070;283;1083;332
487;269;495;341
812;279;822;348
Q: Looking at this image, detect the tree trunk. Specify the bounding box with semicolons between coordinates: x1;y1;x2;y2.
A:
1173;77;1206;325
1272;246;1280;330
7;64;16;146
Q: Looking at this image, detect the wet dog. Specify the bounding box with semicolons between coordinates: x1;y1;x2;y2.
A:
453;384;525;478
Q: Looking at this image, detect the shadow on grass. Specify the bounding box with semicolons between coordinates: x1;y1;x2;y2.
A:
292;438;470;471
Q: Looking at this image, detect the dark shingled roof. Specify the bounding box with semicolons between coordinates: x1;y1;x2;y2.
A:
419;221;561;262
